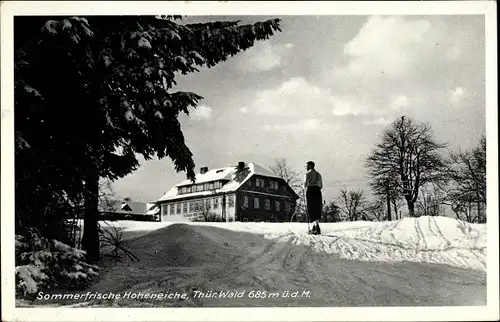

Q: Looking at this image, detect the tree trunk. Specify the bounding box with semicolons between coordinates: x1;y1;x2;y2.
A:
82;167;100;263
386;193;392;221
407;200;416;217
476;191;483;223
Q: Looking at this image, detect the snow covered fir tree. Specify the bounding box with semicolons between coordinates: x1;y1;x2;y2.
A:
14;14;282;299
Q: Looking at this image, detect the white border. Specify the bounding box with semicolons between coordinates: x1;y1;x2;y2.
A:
1;1;498;322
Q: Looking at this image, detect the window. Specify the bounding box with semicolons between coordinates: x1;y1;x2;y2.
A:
270;181;278;190
176;203;181;214
183;202;188;213
169;204;175;215
214;197;219;209
205;199;211;210
285;202;291;213
243;196;249;209
255;178;261;187
203;183;209;191
196;184;203;192
209;182;214;190
228;195;235;207
254;197;260;209
265;199;271;210
161;204;168;216
275;201;281;211
215;181;222;189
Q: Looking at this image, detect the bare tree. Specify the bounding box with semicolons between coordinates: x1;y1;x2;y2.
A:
323;201;341;222
364;198;386;221
269;158;307;222
445;134;486;223
366;116;448;217
416;183;446;217
269;157;302;192
195;203;223;222
367;174;400;221
337;188;367;221
391;196;405;220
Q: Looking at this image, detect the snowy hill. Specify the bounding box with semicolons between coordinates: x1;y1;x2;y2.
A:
37;216;485;308
102;215;486;272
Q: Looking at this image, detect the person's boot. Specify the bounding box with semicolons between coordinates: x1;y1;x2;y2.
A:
316;224;321;235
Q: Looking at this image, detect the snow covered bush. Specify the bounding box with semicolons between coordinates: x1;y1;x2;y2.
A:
15;227;99;299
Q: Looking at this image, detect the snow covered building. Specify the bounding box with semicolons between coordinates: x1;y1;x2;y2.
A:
99;199;160;222
156;161;299;222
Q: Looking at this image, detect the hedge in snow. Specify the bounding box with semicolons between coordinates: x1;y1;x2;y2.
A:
15;227;99;299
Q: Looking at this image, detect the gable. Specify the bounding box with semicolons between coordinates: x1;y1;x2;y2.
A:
99;200;149;215
157;162;299;202
243;174;300;200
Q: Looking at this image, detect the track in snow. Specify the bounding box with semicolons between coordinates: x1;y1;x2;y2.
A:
32;219;487;308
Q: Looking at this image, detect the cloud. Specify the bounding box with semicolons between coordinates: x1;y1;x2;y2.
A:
237;41;293;72
362;117;392;126
250;77;333;116
389;95;410;111
330;96;374;116
342;16;436;78
262;118;340;132
250;76;396;119
449;86;466;105
446;46;462;61
190;104;212;121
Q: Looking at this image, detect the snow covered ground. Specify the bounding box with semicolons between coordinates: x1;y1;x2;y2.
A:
100;215;486;272
34;216;485;308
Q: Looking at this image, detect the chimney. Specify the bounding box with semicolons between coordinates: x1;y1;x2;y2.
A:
200;167;209;174
237;161;245;170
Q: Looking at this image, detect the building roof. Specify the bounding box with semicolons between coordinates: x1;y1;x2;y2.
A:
99;200;159;216
157;162;284;202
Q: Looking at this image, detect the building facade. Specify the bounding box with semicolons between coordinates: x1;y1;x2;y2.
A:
99;199;160;221
157;162;299;222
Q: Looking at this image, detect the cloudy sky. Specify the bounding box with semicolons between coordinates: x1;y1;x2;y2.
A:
111;15;486;203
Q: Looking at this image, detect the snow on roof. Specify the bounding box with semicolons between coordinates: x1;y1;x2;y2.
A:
176;167;234;187
99;200;150;215
145;202;160;215
157;162;282;202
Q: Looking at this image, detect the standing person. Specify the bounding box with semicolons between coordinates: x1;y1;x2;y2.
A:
304;161;323;234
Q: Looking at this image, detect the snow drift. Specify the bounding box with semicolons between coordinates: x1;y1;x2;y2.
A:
104;215;486;272
33;216;485;307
